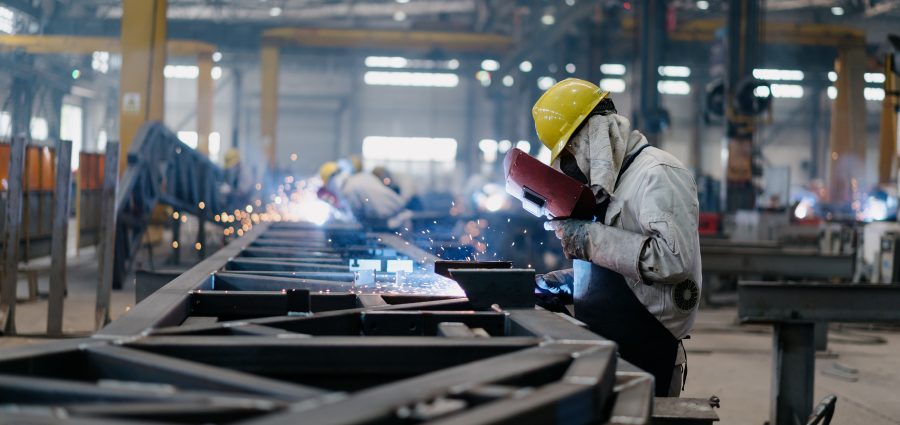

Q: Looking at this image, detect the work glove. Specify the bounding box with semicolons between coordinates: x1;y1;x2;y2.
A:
535;269;574;314
545;220;592;261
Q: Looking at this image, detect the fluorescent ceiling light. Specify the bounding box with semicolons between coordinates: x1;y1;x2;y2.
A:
600;64;626;75
658;66;691;77
770;84;804;98
537;76;557;91
364;71;459;88
864;87;885;101
658;80;691;95
599;78;626;93
752;68;804;81
864;73;885;84
165;65;199;79
481;59;500;71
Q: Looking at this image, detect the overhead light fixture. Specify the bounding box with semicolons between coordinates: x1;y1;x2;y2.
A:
769;84;804;98
447;59;460;70
827;86;837;100
599;78;626;93
541;14;555;25
519;61;533;73
696;0;709;10
516;141;532;154
393;11;407;21
269;7;282;17
565;63;576;74
864;73;886;83
212;51;223;62
599;63;626;75
502;75;514;87
753;86;770;98
752;68;804;81
828;71;837;82
481;59;500;72
831;6;844;15
864;87;885;101
364;71;459;88
396;0;410;3
658;65;691;77
537;76;557;91
565;0;576;6
657;80;691;95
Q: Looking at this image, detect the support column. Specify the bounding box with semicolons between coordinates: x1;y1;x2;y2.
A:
119;0;167;173
771;323;815;425
260;45;280;169
231;69;242;150
10;74;34;141
878;54;898;186
828;46;867;203
0;137;26;335
635;0;666;147
196;52;214;156
809;86;822;180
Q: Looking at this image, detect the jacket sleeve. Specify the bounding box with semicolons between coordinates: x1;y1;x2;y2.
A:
634;164;699;284
582;164;698;284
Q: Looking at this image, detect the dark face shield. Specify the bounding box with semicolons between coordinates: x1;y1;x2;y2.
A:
558;149;588;184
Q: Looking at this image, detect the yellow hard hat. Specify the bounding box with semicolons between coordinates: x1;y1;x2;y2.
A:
319;161;340;184
224;149;240;168
532;78;609;165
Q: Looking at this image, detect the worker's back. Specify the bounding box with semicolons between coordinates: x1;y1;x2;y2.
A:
340;172;408;225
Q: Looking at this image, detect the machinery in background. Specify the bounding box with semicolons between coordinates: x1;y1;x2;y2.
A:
113;122;238;288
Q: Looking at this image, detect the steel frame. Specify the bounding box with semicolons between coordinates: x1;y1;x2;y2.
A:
0;221;716;424
739;282;900;425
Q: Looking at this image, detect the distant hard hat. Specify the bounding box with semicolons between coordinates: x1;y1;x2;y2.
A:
224;149;240;168
532;78;609;165
319;161;340;185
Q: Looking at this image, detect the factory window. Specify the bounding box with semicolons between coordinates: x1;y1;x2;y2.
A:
209;131;221;159
30;117;48;141
0;111;10;138
177;131;198;149
165;65;200;79
97;130;107;152
60;104;83;169
363;71;459;88
92;51;110;74
362;136;457;162
0;7;14;34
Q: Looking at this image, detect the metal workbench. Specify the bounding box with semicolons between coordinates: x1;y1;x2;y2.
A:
0;221;717;424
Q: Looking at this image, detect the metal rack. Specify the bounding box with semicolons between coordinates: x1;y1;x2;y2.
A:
0;221;717;424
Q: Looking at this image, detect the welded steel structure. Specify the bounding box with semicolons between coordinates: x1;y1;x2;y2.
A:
0;222;717;424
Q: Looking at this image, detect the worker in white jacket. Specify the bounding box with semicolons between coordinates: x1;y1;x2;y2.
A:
532;78;701;397
319;162;412;230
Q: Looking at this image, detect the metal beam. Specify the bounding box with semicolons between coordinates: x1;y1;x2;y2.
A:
738;282;900;323
260;44;279;169
118;0;167;174
0;35;215;56
878;53;898;185
261;27;512;53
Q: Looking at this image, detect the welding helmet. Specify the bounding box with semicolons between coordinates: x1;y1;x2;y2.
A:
532;78;609;165
224;149;240;168
319;161;341;185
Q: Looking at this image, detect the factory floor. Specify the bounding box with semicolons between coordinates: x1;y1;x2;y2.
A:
1;252;899;424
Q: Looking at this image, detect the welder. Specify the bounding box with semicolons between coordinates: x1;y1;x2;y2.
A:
532;78;701;396
319;161;412;230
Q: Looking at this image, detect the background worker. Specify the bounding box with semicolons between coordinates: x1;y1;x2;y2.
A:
532;78;702;396
319;161;412;230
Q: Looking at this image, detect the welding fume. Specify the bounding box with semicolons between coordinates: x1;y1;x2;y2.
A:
505;78;702;397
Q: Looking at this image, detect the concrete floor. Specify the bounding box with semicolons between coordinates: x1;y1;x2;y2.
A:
2;251;899;424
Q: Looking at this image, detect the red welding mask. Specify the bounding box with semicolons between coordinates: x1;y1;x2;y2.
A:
504;148;596;220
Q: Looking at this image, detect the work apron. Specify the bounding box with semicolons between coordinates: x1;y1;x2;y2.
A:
572;144;679;396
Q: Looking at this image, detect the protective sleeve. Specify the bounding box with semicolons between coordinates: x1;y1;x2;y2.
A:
582;164;698;284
